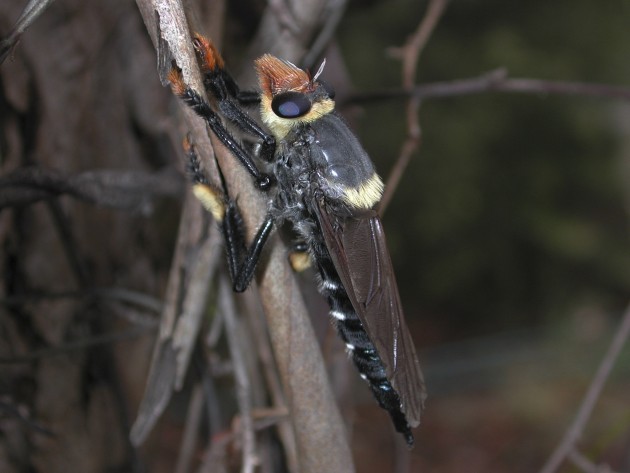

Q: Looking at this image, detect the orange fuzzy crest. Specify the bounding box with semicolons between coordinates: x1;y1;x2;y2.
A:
255;54;313;97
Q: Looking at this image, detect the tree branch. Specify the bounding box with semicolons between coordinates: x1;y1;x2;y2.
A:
346;68;630;105
0;166;184;212
379;0;450;216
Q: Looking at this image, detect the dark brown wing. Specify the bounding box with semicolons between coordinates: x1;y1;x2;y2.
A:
313;199;426;427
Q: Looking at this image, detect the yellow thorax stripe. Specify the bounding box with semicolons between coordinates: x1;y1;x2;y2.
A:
341;173;384;210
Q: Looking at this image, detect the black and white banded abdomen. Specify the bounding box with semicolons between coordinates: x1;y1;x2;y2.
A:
314;244;413;442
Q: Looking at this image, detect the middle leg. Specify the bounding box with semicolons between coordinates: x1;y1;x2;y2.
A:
184;137;275;292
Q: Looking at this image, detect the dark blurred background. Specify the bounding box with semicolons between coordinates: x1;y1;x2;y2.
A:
338;0;629;336
1;0;628;471
333;1;630;470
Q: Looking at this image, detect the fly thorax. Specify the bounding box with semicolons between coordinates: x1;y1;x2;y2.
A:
276;141;311;190
309;114;384;210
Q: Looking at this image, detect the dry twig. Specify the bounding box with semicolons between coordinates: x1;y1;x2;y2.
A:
0;166;184;212
219;276;257;473
539;302;630;473
0;0;56;64
379;0;450;215
568;448;619;473
346;68;630;105
174;384;205;473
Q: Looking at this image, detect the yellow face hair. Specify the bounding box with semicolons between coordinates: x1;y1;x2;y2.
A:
254;55;335;140
259;94;334;141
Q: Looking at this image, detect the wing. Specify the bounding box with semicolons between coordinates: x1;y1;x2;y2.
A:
313;199;426;427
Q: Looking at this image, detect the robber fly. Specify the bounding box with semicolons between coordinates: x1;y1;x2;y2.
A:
168;34;426;446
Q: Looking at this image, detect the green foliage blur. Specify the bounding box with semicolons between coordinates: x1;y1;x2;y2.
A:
338;0;630;339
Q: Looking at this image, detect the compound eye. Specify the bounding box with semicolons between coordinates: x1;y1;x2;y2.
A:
271;92;312;118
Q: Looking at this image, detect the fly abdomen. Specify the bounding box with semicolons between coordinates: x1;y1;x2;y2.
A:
330;300;388;387
316;254;414;444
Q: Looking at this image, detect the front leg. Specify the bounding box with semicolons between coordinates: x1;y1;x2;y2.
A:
169;67;274;191
192;34;276;163
185;138;275;292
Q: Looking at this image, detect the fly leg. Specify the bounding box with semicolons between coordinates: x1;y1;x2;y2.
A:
169;67;273;191
192;34;260;107
170;34;279;285
191;34;276;164
185;138;275;292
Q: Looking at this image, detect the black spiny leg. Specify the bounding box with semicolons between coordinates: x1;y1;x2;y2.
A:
184;138;275;293
169;67;273;191
191;34;276;163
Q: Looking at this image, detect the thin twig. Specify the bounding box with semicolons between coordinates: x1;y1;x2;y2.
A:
494;77;630;100
0;166;184;212
0;326;155;364
0;0;57;64
242;290;298;473
1;287;161;310
345;69;630;105
379;0;449;216
0;287;162;327
198;412;290;473
206;303;225;348
300;0;348;69
568;448;618;473
219;275;257;473
0;400;55;437
91;287;163;315
175;383;205;473
539;302;630;473
199;355;224;436
173;223;223;390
